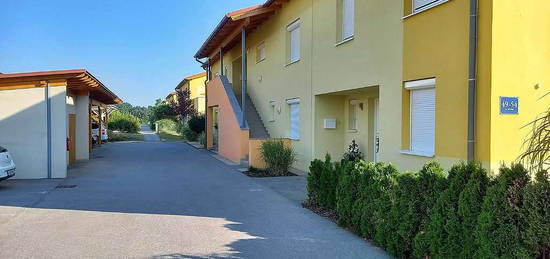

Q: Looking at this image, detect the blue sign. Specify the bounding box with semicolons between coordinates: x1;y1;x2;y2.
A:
500;97;519;115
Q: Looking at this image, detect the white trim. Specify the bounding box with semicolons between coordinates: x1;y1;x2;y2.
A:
405;78;436;90
335;36;354;46
403;0;450;19
400;150;435;158
287;19;300;31
286;97;300;104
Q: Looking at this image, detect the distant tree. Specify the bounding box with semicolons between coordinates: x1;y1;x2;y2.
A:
148;103;177;127
170;88;196;120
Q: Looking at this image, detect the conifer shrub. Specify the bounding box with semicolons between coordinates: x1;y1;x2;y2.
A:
522;170;550;258
475;164;531;258
383;162;447;258
336;161;359;228
306;154;340;209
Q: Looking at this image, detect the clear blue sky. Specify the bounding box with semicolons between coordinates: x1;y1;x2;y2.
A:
0;0;263;106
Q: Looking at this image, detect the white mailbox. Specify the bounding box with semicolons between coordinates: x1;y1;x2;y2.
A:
324;118;337;129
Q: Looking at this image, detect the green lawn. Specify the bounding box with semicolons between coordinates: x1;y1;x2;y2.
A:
158;129;185;142
108;131;145;142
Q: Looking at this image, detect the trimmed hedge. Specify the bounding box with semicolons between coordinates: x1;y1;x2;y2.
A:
306;157;549;258
108;111;141;133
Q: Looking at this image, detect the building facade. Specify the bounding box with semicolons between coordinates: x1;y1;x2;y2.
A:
195;0;550;173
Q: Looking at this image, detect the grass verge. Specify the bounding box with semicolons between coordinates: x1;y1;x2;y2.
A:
108;131;144;142
158;129;184;142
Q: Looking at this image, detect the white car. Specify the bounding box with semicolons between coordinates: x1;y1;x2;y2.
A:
0;146;16;181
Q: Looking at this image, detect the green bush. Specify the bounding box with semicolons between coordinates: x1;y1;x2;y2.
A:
475;164;531;258
188;114;205;134
307;154;332;205
108;111;141;133
419;162;489;258
176;122;198;141
336;161;359;228
523;171;550;258
260;139;296;176
379;162;447;258
156;119;177;132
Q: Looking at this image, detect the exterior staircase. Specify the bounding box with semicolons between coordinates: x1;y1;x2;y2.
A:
244;94;270;139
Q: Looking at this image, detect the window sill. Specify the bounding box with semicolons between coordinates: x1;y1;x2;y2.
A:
402;0;451;20
256;58;265;64
285;59;300;67
347;129;358;133
289;137;300;141
335;36;354;47
400;150;434;158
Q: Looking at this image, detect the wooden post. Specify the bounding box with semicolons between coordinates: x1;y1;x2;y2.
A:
104;105;109;143
89;101;92;151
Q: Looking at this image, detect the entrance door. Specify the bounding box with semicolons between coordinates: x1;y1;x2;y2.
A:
69;114;76;164
373;99;380;162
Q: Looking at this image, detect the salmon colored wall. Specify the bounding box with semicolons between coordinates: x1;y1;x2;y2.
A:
249;138;292;169
206;76;249;163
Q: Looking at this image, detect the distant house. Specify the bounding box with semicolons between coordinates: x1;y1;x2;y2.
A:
174;72;207;114
0;69;122;179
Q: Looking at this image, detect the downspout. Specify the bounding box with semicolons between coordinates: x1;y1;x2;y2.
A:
219;48;224;76
195;57;209;148
241;27;247;128
467;0;479;161
45;81;52;178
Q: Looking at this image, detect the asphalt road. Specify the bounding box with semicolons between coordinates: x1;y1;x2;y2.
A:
0;141;388;258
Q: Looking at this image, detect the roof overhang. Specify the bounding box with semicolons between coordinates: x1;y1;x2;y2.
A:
194;0;287;61
0;69;123;104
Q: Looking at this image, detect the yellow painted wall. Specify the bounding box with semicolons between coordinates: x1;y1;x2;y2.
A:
188;75;207;114
246;0;314;171
402;0;470;169
488;0;550;171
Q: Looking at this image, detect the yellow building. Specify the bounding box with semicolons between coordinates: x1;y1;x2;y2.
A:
195;0;549;174
174;72;207;114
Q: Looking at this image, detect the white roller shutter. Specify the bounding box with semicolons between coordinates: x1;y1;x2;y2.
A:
410;88;435;155
287;98;300;140
342;0;355;39
287;20;300;63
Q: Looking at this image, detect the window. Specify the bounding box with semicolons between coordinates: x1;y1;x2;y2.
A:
406;78;436;156
256;41;266;63
341;0;355;40
287;98;300;140
348;100;358;130
287;20;301;63
413;0;444;12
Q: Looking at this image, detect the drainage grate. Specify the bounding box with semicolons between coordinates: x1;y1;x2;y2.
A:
55;184;77;189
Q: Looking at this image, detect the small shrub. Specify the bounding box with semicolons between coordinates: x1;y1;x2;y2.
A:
522;170;550;258
307;154;332;205
475;164;531;258
342;139;363;162
108;111;141;133
188;114;205;134
260;139;296;176
176;122;198;141
198;132;206;147
336;160;359;228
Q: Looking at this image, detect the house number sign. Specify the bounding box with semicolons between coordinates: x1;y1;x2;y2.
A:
500;96;519;115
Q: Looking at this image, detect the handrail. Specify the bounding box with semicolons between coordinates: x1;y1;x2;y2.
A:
218;75;249;130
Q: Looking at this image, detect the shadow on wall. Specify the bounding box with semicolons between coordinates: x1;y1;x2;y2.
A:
0;87;67;179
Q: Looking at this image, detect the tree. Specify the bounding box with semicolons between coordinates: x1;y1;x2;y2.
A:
170;88;196;120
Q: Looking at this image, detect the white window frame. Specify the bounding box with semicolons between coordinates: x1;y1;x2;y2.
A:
348;99;359;131
401;78;436;157
287;19;301;64
412;0;448;13
341;0;355;41
286;98;300;140
269;101;276;122
256;41;266;63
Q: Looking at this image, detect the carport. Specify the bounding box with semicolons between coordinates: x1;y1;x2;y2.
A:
0;69;122;179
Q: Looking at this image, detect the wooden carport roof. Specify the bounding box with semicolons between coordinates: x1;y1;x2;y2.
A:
0;69;122;104
194;0;289;61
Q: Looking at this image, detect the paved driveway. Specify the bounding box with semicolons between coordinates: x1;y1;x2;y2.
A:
0;141;387;259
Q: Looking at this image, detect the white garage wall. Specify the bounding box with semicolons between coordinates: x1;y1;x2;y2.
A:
0;87;48;179
50;86;67;178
